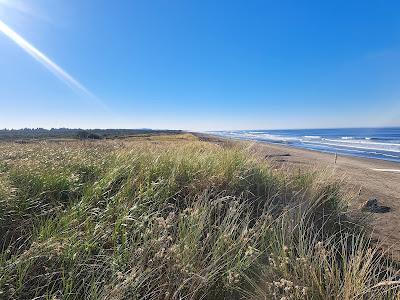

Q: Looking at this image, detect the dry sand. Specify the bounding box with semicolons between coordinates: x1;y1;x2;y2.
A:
252;141;400;255
195;133;400;255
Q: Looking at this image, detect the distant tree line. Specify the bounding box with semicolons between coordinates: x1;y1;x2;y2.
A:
76;130;102;140
0;128;182;141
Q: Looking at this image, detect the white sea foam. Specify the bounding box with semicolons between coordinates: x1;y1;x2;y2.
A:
212;131;400;161
305;140;400;153
372;169;400;173
323;138;400;147
243;132;297;142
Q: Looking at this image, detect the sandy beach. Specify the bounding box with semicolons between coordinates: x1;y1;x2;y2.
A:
197;133;400;254
253;141;400;253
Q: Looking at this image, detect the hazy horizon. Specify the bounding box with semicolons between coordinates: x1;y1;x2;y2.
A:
2;125;400;132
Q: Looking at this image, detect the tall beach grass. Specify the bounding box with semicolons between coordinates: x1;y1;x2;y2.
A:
0;134;398;299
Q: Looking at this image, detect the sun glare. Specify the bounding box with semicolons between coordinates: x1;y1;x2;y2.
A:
0;18;106;109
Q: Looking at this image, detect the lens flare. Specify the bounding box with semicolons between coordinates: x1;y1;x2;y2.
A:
0;19;106;109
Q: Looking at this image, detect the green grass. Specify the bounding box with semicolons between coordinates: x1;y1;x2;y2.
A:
0;135;399;299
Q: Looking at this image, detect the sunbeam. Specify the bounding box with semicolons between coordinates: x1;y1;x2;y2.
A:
0;19;106;109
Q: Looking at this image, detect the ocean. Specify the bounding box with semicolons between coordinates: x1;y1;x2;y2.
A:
208;127;400;163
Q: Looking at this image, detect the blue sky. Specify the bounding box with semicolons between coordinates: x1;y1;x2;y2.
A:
0;0;400;130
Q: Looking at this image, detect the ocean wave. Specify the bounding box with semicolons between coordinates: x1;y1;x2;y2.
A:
232;133;400;152
210;129;400;162
321;138;400;148
304;140;400;153
243;133;297;142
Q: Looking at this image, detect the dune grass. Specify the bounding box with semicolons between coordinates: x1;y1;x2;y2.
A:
0;134;399;299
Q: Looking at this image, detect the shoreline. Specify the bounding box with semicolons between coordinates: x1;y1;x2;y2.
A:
206;130;400;164
197;133;400;255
